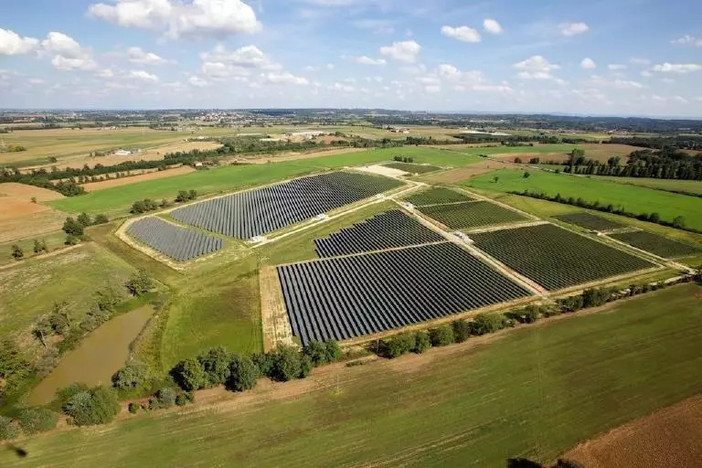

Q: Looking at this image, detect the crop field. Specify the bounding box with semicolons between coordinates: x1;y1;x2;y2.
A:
314;210;444;257
419;201;528;229
592;176;702;195
127;217;224;262
277;242;531;345
555;212;624;231
171;172;402;239
470;224;655;290
382;162;441;174
609;230;699;258
464;169;702;231
6;284;701;467
404;187;474;206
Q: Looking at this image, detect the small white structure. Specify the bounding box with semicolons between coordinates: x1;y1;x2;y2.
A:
250;235;266;244
401;202;415;210
314;214;329;221
454;231;473;244
114;149;132;156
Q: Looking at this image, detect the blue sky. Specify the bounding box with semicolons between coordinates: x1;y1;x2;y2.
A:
1;0;701;116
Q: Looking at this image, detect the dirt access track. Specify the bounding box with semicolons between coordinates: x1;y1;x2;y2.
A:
564;394;702;468
0;183;66;243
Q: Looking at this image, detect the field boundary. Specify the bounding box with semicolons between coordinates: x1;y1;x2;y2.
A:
260;265;294;351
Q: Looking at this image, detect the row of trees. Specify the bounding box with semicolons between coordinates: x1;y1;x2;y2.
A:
131;189;198;214
511;189;695;233
562;148;702;180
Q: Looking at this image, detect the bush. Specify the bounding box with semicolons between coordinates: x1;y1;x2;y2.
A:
198;346;232;387
130;199;158;214
56;382;89;408
429;325;455;347
65;234;80;245
226;354;259;391
93;214;109;225
452;320;471;343
468;314;508;336
303;340;342;366
505;305;541;324
62;217;84;236
128;402;139;414
17;408;59;435
64;386;120;426
299;354;314;378
252;352;274;376
11;244;23;260
381;333;416;358
413;331;431;354
112;360;149;391
171;358;205;391
325;340;341;362
155;387;177;409
124;268;154;296
268;346;302;382
77;212;92;227
175;393;189;406
0;415;19;441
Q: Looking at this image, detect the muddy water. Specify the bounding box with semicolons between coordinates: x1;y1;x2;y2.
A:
28;305;153;406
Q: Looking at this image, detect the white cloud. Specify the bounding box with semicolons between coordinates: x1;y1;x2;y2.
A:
440;25;481;43
608;64;627;71
353;56;386;66
330;82;354;92
513;55;562;82
188;76;209;87
559;22;589;37
87;0;261;39
580;57;596;69
264;71;308;85
130;70;159;82
42;32;97;70
200;44;283;79
0;28;39;55
127;46;166;65
589;76;645;89
671;35;702;47
380;40;420;63
96;69;115;78
651;62;702;74
483;19;503;35
630;57;650;65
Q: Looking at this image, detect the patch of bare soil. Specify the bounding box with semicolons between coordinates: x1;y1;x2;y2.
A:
426;160;512;183
80;166;196;192
0;184;66;242
564;394;702;468
0;182;64;201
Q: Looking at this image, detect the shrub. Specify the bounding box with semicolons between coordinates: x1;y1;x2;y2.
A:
381;333;416;358
452;320;471;343
175;393;188;406
303;340;331;366
17;408;59;435
413;331;431;354
325;340;341;362
64;386;120;426
171;358;205;391
252;352;274;376
11;244;23;260
429;325;455;347
93;214;109;225
128;403;139;414
268;346;302;382
505;306;540;324
62;217;85;236
33;239;48;254
125;268;154;296
198;346;232;387
155;387;177;409
65;234;80;245
226;354;259;391
0;415;19;440
112;361;149;391
299;354;314;378
468;314;507;336
77;212;92;227
56;382;89;408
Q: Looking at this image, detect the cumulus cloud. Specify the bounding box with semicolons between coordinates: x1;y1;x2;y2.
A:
87;0;261;39
580;57;596;69
559;22;589;37
352;56;386;66
651;62;702;74
440;25;481;43
0;28;39;55
513;55;562;82
380;40;420;63
129;70;159;82
589;76;645;89
483;19;503;35
42;32;97;70
671;35;702;47
127;46;166;65
200;44;281;79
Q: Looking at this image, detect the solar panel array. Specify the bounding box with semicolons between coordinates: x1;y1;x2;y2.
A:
171;172;403;239
127;217;223;262
314;210;445;258
277;243;532;345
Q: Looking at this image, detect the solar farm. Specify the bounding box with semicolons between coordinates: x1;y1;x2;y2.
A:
405;187;474;206
610;230;699;258
418;200;529;229
555;212;624;231
277;243;532;345
127;217;224;262
470;224;656;290
171;171;403;239
383;162;441;174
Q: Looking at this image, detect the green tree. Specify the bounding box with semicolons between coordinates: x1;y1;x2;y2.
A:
16;408;59;434
468;314;507;335
381;333;416;358
452;320;471;343
268;346;302;382
95;284;122;312
197;347;232;387
672;216;686;229
112;361;149;391
303;340;335;366
125;268;154;296
65;234;80;245
93;214;109;225
413;331;431;354
62;217;85;236
64;386;120;426
77;212;92;227
429;325;455;347
171;358;206;391
226;354;259;391
0;415;19;441
11;244;23;260
153;387;177;409
325;340;341;361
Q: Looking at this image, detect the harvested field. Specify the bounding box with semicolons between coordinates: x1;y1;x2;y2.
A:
471;223;656;290
419;201;528;229
564;395;702;468
0;183;66;242
610;230;699;258
383;162;441;174
314;210;444;257
278;242;532;345
424;160;511;183
81;166;196;192
172;172;403;239
555;212;624;231
404;187;474;206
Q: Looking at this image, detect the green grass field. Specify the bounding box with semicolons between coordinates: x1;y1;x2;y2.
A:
464;169;702;231
3;284;701;467
592;176;702;195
